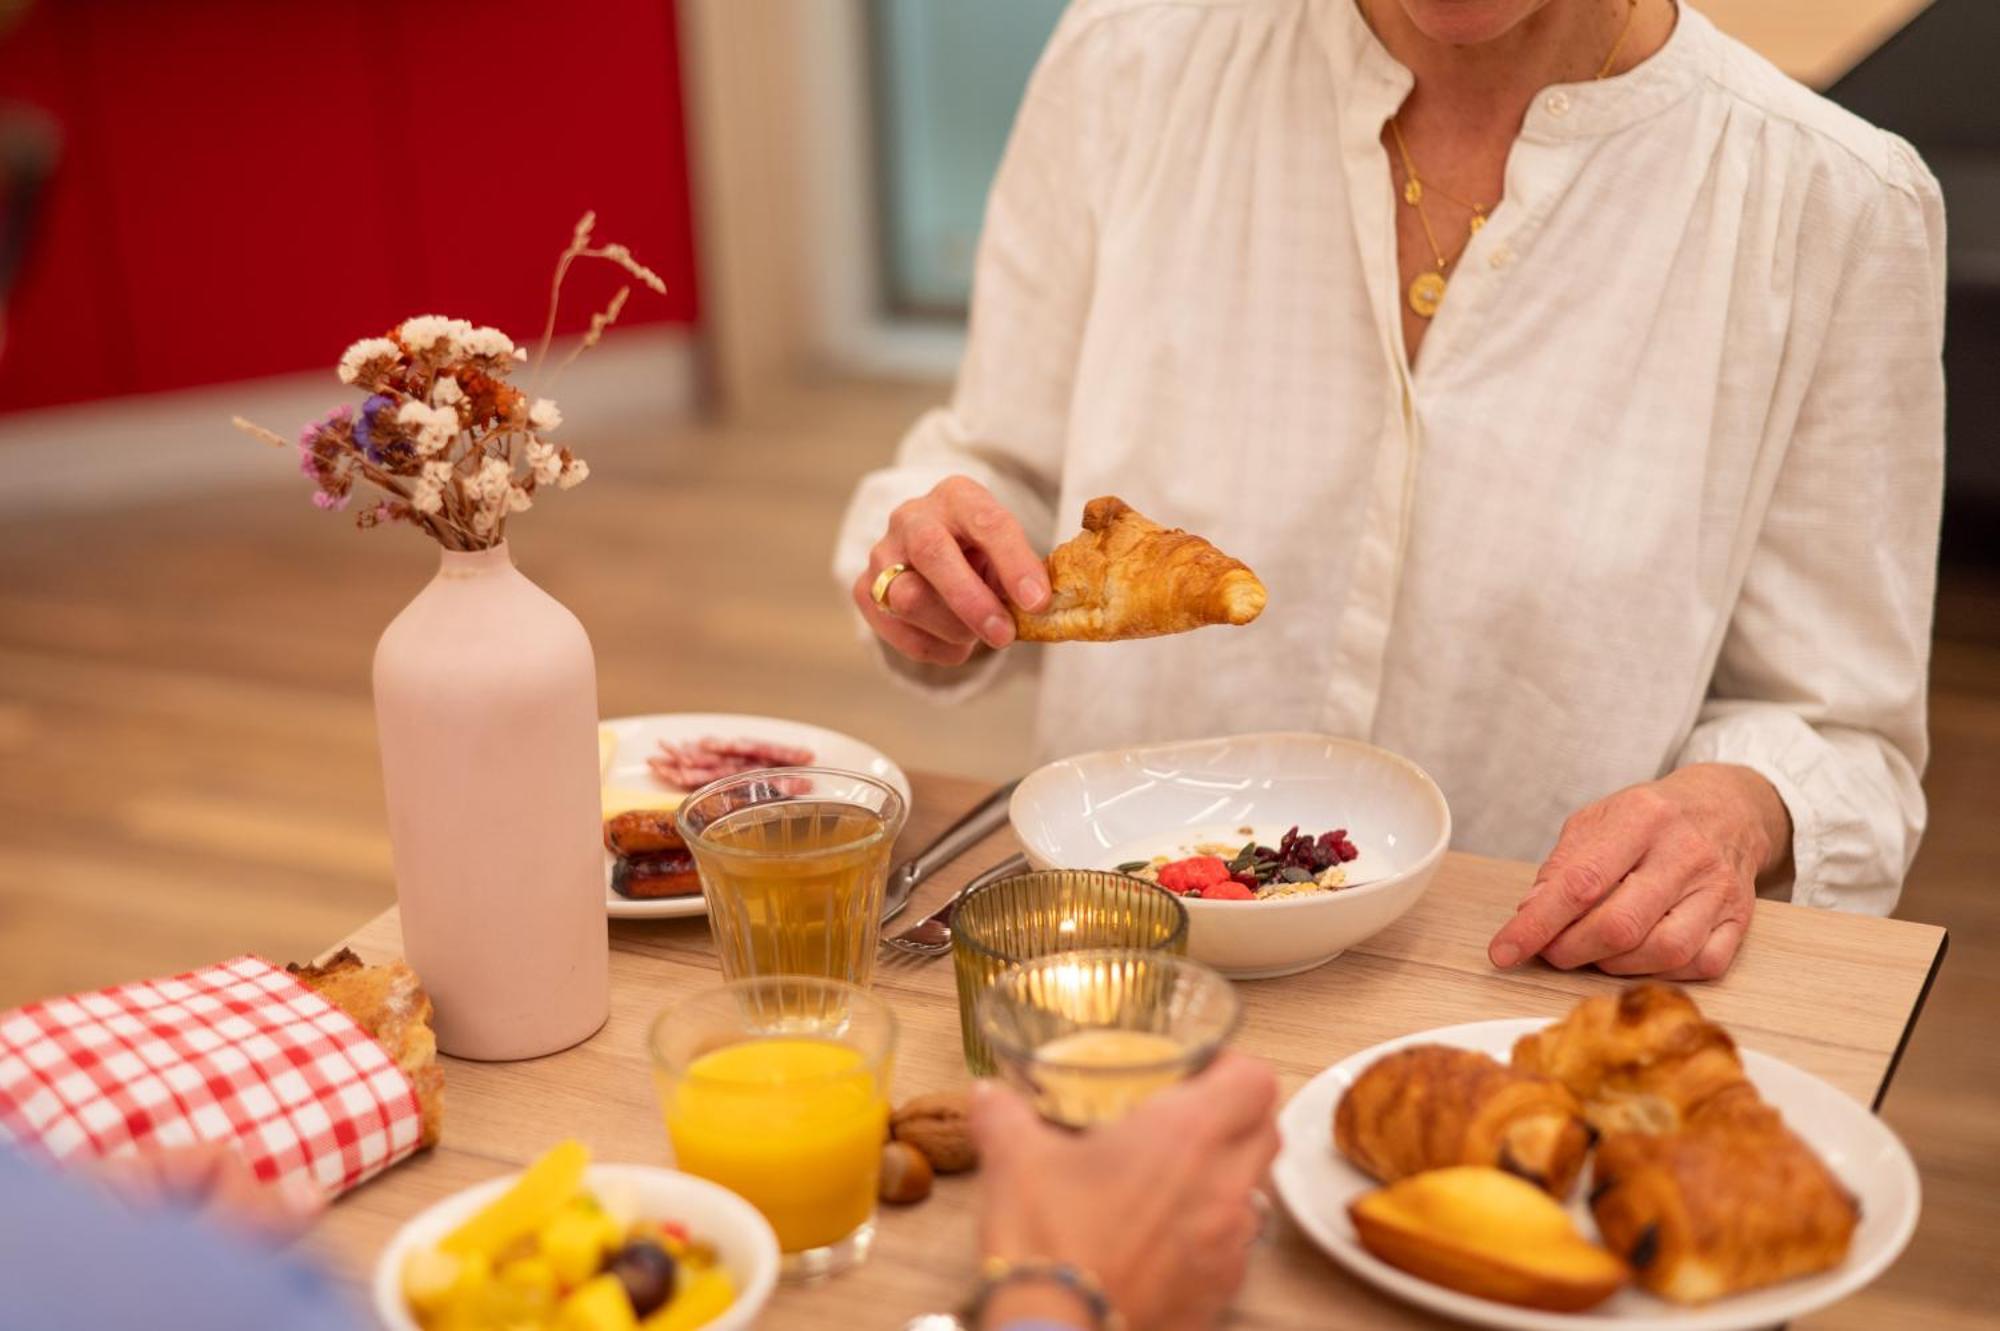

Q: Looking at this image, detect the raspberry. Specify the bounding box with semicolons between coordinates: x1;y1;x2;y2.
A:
1203;881;1257;901
1157;856;1230;894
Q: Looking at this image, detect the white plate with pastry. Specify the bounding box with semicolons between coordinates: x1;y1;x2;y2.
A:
599;713;911;920
1271;990;1920;1330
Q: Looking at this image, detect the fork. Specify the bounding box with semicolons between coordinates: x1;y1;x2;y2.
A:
881;853;1030;959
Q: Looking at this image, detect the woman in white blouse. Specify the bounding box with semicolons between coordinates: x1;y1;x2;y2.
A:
834;0;1946;982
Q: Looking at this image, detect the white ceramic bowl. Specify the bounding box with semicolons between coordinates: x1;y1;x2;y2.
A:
372;1163;780;1331
1009;733;1451;979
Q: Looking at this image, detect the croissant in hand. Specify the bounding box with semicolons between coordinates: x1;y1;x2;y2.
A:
1012;496;1267;643
1334;1045;1593;1197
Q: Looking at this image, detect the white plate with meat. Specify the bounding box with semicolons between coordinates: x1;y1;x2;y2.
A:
600;713;912;920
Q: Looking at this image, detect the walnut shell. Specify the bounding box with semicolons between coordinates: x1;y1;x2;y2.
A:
878;1140;934;1204
891;1091;978;1174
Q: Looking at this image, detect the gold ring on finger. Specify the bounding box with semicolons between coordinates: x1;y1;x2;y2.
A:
870;562;911;613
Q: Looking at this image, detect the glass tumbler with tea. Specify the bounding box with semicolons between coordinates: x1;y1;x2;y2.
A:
677;768;906;986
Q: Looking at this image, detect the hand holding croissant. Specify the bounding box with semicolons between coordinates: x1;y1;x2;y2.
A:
855;478;1267;665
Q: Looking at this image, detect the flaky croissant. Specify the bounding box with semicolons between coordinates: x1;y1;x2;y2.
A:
1510;983;1750;1136
1012;496;1267;643
1334;1045;1593;1197
1590;1086;1860;1303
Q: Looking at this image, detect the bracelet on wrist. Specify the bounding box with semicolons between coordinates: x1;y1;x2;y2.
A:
961;1255;1126;1331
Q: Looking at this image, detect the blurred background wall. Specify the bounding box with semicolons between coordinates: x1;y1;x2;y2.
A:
0;0;700;411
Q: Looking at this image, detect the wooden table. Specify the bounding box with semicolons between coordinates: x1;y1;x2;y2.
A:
311;773;1948;1328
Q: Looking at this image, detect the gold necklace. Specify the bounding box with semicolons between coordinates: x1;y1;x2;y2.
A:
1393;0;1641;319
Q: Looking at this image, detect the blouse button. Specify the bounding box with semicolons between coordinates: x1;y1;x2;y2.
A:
1489;246;1516;269
1544;90;1571;117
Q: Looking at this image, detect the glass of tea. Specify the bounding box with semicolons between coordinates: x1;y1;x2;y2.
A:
651;976;896;1281
677;767;907;987
976;949;1239;1128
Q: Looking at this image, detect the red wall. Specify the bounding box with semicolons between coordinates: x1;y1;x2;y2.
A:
0;0;701;413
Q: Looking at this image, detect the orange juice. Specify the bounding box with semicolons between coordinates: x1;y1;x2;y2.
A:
663;1037;888;1252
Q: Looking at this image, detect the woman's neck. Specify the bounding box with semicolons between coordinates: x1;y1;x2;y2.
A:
1358;0;1676;129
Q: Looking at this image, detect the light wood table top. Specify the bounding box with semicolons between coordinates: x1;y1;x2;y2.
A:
310;771;1947;1328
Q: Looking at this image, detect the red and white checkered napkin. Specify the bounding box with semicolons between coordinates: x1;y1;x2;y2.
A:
0;955;425;1198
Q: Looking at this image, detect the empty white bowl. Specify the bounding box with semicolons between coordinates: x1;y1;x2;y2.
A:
373;1162;780;1331
1009;733;1452;979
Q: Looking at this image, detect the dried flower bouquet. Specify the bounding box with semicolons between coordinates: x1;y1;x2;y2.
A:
234;212;663;551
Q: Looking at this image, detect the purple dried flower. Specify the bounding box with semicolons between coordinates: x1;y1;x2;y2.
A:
311;489;350;512
354;394;396;462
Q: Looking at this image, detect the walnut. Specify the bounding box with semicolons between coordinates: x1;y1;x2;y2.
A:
890;1091;978;1174
878;1140;934;1204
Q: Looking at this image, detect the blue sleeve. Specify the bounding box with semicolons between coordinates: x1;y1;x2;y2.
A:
0;1143;366;1331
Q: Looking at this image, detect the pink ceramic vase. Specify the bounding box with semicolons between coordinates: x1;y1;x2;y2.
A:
372;541;608;1060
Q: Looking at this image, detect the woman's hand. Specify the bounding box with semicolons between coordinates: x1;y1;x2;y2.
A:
1487;764;1792;981
94;1142;324;1240
970;1052;1280;1331
850;476;1050;667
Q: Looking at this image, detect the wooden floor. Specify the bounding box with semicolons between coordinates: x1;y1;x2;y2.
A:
0;379;1992;1328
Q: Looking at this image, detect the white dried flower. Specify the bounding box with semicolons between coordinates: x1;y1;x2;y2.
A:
396;400;459;457
557;457;590;490
526;439;562;486
430;375;465;408
336;337;401;386
599;242;667;295
460;326;517;362
398;315;473;357
473;455;513;504
471;505;500;536
408;473;444;514
528;398;563;432
506;483;534;514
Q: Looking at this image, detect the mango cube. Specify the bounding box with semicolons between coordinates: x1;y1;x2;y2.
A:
441;1140;591;1261
557;1273;639;1331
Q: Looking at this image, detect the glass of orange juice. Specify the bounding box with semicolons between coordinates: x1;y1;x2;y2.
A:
650;976;896;1281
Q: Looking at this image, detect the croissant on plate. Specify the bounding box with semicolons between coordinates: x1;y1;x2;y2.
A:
1334;1045;1594;1197
1590;1085;1860;1303
1510;983;1751;1136
1011;496;1267;643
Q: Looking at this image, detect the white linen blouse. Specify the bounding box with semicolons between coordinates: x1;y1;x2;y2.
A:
832;0;1946;914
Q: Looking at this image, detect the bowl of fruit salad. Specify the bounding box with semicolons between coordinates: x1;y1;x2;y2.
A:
1010;733;1451;979
375;1140;779;1331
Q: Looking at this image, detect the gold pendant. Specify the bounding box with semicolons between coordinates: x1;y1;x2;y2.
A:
1404;179;1422;205
1409;270;1446;318
1468;213;1486;233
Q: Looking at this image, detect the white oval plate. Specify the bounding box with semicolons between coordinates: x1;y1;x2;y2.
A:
1271;1018;1920;1331
601;712;912;920
372;1162;780;1331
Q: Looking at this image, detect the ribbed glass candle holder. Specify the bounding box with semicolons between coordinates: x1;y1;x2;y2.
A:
950;868;1188;1074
